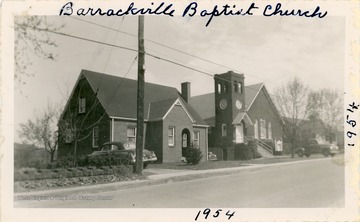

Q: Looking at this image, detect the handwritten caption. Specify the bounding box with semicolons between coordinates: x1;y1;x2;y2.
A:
195;208;235;221
59;2;328;27
346;102;359;147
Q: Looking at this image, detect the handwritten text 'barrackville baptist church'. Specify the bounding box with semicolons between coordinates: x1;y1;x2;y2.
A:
59;2;328;27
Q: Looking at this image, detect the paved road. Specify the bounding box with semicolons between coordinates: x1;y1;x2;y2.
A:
14;156;344;208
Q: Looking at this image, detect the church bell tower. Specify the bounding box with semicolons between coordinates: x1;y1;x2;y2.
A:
214;71;247;148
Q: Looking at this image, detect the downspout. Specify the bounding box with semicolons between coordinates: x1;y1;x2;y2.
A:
111;118;114;141
205;126;208;161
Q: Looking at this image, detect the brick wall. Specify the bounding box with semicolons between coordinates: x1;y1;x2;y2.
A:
145;121;163;162
161;104;208;163
246;87;283;142
58;78;110;158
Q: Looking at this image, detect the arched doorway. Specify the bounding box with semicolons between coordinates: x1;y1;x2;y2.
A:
181;128;191;156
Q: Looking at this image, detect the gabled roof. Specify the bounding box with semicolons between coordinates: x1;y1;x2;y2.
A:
189;83;265;120
148;97;196;124
75;70;206;125
232;112;253;126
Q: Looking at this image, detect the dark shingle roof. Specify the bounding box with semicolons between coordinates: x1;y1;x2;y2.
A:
189;83;264;120
148;98;178;120
80;70;206;125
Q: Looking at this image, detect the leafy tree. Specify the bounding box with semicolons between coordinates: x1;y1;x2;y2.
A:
307;89;343;143
18;102;60;162
274;77;309;157
14;16;64;87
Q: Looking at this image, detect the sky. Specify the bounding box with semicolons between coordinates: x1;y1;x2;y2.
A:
14;15;345;142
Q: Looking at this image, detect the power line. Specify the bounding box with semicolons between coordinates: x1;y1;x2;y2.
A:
19;24;281;98
69;17;276;84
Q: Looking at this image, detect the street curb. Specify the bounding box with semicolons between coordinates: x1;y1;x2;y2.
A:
13;157;331;198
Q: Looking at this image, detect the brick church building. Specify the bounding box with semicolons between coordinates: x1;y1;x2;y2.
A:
57;70;284;162
190;71;285;160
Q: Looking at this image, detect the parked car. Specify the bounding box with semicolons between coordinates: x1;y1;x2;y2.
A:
294;139;339;157
88;141;157;169
208;152;218;161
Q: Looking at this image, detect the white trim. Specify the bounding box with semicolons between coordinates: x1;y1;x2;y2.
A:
168;126;175;146
59;73;84;120
222;124;227;136
109;116;149;122
193;124;209;128
247;84;285;126
162;98;195;123
246;83;264;111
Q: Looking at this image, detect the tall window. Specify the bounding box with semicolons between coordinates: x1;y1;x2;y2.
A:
92;126;99;148
217;83;222;94
268;122;272;139
234;81;238;92
182;133;188;148
127;126;136;142
222;124;227;137
260;119;266;139
79;97;86;114
223;83;227;93
254;120;259;139
168;126;175;146
238;82;242;93
193;131;200;148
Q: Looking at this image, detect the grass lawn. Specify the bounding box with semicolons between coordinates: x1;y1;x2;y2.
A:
148;154;328;171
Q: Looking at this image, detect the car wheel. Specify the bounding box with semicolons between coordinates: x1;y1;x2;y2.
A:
330;153;336;157
322;150;330;157
305;154;311;157
297;151;304;157
143;163;148;169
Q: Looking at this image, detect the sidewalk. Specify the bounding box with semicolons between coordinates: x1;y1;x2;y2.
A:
14;157;330;197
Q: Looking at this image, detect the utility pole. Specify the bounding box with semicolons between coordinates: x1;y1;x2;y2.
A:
136;15;145;174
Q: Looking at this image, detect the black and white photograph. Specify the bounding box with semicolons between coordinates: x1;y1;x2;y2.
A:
1;1;359;222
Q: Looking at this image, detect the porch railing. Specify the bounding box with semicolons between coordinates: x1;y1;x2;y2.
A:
257;139;273;155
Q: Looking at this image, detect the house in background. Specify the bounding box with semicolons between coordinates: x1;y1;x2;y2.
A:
57;70;208;163
285;115;339;147
190;71;285;160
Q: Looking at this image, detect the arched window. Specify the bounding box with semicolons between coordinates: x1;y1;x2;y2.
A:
217;83;222;94
268;122;272;139
260;119;266;139
238;82;242;94
223;83;227;93
254;120;259;139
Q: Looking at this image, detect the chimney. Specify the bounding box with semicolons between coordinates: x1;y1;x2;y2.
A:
181;82;191;103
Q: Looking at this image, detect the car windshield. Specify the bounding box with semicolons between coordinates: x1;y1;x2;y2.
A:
123;142;136;150
101;143;124;151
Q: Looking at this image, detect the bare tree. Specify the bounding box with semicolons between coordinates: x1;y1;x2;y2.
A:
307;89;343;143
274;76;309;157
14;16;64;87
18;102;60;162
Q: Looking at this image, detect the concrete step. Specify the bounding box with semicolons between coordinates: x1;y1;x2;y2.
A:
257;145;273;158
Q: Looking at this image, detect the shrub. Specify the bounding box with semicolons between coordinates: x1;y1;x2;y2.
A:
235;144;252;160
234;141;262;160
183;143;203;165
88;154;130;168
248;140;262;159
56;154;76;168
